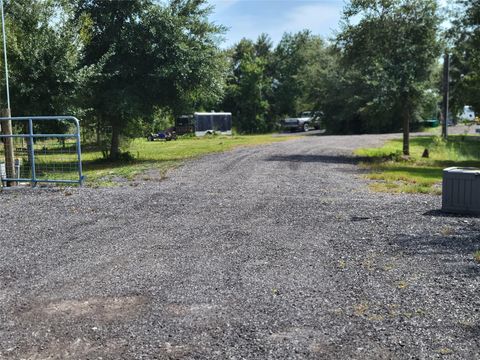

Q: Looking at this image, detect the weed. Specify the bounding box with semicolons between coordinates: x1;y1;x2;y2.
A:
332;308;343;316
367;314;385;321
440;226;455;236
474;250;480;263
361;253;376;271
354;303;369;317
383;263;395;271
435;348;453;355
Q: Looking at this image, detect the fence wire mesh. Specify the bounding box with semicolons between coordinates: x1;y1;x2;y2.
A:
0;117;83;186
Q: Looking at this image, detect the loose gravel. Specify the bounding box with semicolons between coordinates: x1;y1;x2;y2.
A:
0;133;479;359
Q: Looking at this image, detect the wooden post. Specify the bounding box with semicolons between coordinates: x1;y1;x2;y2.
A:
1;108;15;186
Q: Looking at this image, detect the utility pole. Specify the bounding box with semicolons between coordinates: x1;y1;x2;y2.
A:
442;53;450;140
0;0;14;186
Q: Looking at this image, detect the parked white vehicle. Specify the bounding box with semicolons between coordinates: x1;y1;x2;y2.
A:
194;112;232;136
458;105;475;122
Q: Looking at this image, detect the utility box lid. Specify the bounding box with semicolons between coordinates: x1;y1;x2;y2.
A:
442;167;480;215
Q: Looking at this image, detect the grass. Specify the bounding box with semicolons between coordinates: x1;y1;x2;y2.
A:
21;134;295;187
474;250;480;263
356;135;480;194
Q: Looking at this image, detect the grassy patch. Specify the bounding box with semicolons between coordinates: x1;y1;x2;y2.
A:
474;251;480;263
356;135;480;194
31;134;295;187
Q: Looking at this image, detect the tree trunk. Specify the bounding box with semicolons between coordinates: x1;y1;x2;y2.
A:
402;97;410;156
110;124;120;160
96;117;101;146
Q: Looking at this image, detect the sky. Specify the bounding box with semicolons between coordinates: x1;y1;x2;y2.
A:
208;0;345;48
208;0;451;48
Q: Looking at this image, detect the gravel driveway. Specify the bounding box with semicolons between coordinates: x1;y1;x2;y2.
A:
0;134;479;359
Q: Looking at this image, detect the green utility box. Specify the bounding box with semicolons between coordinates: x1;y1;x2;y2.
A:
424;119;440;127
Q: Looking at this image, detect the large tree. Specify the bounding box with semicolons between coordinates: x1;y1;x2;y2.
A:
222;36;272;133
337;0;441;155
1;0;79;125
272;31;326;119
75;0;226;159
450;1;480;116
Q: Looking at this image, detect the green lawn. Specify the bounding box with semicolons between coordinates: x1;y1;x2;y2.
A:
30;134;295;186
355;135;480;194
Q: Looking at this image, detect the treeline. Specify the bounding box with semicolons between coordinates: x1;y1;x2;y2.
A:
0;0;479;158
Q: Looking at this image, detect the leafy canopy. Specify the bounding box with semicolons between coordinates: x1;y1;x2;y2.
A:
336;0;441;153
74;0;227;157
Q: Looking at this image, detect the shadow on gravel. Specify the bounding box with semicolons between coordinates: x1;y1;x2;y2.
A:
265;154;370;165
424;210;480;219
393;232;480;277
464;323;480;340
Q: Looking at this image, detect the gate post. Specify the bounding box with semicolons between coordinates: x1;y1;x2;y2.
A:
0;108;15;186
27;118;36;186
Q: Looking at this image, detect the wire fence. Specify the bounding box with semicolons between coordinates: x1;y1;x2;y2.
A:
0;117;83;186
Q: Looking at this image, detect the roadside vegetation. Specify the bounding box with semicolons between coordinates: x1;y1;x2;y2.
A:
356;135;480;194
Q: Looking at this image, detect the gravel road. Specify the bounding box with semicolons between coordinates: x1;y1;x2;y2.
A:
0;133;479;359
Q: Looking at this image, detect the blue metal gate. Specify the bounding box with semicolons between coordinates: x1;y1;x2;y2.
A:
0;116;84;186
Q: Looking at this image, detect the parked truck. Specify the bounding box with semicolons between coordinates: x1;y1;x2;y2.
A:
281;111;323;132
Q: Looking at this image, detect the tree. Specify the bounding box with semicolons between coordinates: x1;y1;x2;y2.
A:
449;1;480;116
222;36;272;133
337;0;441;155
74;0;226;159
302;47;371;134
272;31;326;119
1;0;80;133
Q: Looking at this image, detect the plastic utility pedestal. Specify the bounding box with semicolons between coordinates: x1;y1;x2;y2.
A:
442;167;480;215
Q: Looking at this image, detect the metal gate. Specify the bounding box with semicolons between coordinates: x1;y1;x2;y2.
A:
0;116;84;186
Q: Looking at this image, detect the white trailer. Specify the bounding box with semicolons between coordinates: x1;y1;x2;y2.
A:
194;112;232;137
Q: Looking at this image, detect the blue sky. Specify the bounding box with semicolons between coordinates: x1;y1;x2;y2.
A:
208;0;345;48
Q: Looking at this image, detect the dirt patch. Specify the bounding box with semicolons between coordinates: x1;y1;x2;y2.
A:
24;295;147;322
15;338;128;360
165;303;219;317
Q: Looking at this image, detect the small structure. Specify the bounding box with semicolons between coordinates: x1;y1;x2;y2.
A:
194;112;232;137
442;167;480;215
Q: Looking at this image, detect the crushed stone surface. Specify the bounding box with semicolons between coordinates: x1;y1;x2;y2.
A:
0;134;479;359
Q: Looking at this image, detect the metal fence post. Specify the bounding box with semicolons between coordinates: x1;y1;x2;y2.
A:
28;117;36;186
74;118;84;184
442;53;450;139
